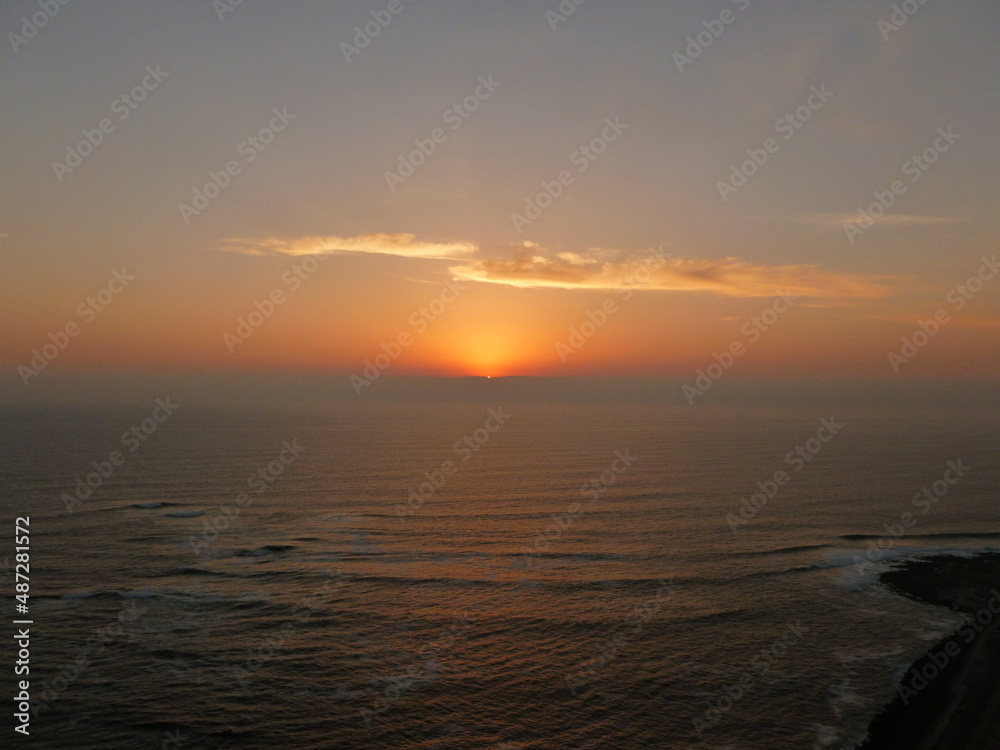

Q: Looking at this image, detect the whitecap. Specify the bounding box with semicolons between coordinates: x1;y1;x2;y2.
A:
824;545;1000;590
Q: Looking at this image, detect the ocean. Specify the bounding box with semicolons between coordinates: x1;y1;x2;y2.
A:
2;400;998;749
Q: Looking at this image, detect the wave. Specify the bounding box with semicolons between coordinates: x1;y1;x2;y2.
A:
109;587;276;605
237;562;839;590
236;544;297;557
840;531;1000;541
339;572;695;592
729;543;833;558
824;545;1000;590
501;551;633;562
323;550;633;565
159;566;231;577
768;543;833;554
325;509;656;522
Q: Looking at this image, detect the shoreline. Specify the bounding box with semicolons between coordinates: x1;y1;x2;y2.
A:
857;552;1000;749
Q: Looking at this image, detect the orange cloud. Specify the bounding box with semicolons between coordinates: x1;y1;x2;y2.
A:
451;247;894;299
218;233;476;260
219;234;896;299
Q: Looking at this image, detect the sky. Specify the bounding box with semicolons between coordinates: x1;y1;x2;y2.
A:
2;0;998;404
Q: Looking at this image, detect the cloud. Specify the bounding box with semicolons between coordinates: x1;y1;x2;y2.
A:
451;246;893;299
220;234;895;299
793;214;971;229
218;233;477;260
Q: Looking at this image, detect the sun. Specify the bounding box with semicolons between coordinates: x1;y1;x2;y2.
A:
459;338;516;378
426;327;533;378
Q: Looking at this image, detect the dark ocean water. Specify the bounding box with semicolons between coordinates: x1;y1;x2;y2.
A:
1;401;998;749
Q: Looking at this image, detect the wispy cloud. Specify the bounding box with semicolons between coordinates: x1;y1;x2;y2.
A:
218;233;477;260
221;234;895;299
451;246;893;299
792;214;971;229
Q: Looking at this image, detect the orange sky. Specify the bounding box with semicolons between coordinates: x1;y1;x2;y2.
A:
4;239;998;385
2;2;999;397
